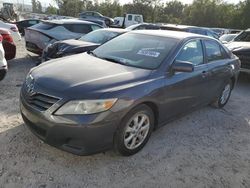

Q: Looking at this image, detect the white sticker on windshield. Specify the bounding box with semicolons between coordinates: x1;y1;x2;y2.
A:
137;50;160;58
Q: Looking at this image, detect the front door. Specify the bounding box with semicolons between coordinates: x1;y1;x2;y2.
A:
159;39;210;122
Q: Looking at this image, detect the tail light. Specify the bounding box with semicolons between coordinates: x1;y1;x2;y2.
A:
1;34;13;43
0;35;2;42
10;26;18;32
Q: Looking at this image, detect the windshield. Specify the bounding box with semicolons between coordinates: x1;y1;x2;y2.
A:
79;30;121;44
234;31;250;42
93;33;178;69
220;34;236;42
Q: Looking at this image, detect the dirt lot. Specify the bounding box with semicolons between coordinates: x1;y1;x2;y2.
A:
0;40;250;188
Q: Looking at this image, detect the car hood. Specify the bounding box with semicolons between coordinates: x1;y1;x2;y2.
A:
31;53;152;99
52;39;98;53
225;41;250;52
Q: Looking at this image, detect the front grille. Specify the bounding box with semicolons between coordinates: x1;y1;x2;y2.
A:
241;63;250;69
24;92;60;111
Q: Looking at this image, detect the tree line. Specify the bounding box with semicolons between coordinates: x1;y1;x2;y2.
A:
42;0;250;29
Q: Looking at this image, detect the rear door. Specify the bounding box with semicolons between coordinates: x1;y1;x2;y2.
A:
203;39;234;101
160;39;210;121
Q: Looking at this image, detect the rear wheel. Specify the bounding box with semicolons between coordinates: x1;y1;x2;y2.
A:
114;105;155;156
212;80;232;108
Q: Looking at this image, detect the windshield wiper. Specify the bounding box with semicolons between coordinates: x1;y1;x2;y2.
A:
101;57;127;65
88;51;98;57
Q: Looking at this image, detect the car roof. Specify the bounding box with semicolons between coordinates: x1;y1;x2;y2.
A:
161;24;211;31
42;19;98;25
99;28;128;33
131;30;210;40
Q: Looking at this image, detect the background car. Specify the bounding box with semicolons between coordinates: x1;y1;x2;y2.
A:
219;34;237;44
0;35;7;81
211;28;229;36
79;11;114;26
225;29;250;73
126;23;161;30
0;28;16;60
0;20;21;42
14;19;41;36
79;18;107;28
160;24;219;39
20;31;240;156
25;19;103;55
42;28;127;62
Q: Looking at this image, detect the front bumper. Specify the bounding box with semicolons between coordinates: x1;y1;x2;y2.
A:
20;92;120;155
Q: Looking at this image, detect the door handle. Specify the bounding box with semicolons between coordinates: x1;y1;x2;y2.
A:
202;71;209;78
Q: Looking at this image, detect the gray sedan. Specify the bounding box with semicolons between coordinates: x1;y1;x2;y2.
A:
20;30;240;156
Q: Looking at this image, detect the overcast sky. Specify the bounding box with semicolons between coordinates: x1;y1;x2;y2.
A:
10;0;241;7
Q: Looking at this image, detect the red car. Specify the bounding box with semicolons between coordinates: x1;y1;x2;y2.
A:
0;28;16;60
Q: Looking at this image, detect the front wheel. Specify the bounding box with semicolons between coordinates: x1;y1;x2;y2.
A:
114;105;155;156
212;80;232;108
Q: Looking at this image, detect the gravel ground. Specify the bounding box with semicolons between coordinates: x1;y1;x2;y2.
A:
0;39;250;188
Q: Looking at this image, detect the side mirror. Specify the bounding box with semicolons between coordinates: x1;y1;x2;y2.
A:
172;60;194;73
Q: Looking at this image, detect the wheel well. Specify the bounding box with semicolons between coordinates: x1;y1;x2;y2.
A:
142;102;159;129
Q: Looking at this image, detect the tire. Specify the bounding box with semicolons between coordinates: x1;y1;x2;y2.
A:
212;80;233;108
114;104;155;156
0;69;7;81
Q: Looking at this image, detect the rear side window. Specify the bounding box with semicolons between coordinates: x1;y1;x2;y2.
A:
204;40;225;62
64;24;92;34
29;20;39;25
91;25;102;31
176;40;204;66
189;28;206;35
32;22;55;30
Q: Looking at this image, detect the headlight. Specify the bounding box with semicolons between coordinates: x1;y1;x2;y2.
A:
55;99;117;115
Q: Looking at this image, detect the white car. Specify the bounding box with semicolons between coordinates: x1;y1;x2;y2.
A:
0;35;7;81
0;20;21;42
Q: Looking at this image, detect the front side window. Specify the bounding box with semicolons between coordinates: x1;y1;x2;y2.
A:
176;40;204;66
91;25;102;31
204;40;225;62
128;15;132;21
93;33;178;69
